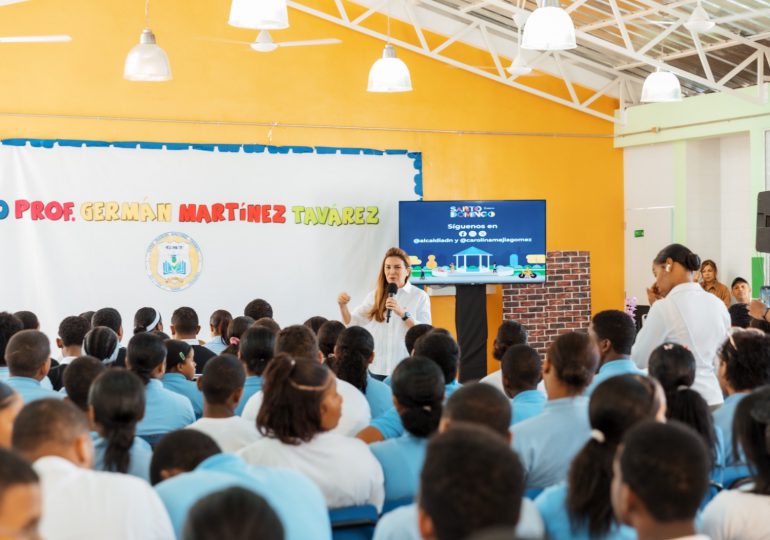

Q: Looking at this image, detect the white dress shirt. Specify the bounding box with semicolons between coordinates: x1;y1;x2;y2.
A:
238;432;385;511
349;282;431;376
241;377;371;437
186;416;262;453
701;490;770;540
34;456;174;540
480;369;504;391
631;282;729;406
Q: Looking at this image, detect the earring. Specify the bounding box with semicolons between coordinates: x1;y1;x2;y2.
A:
665;264;671;272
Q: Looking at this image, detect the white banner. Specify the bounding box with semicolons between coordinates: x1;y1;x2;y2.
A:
0;140;421;343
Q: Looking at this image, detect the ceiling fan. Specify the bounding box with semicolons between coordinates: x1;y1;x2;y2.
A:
0;0;71;43
208;30;340;53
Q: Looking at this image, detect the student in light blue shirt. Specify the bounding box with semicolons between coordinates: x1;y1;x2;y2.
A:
585;310;643;395
5;330;64;404
535;374;666;540
204;309;232;355
127;333;195;437
512;331;599;490
162;340;203;418
500;344;546;425
236;326;275;415
152;429;331;540
0;313;23;381
370;357;443;505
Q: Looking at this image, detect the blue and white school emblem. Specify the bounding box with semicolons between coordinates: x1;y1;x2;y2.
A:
146;232;202;291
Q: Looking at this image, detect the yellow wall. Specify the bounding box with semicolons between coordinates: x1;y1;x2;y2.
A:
0;0;623;373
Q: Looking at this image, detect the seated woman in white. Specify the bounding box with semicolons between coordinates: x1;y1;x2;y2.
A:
238;354;384;511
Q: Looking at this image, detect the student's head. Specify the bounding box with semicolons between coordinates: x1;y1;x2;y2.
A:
414;330;460;384
208;309;233;344
731;277;751;304
590;310;636;358
732;387;770;495
700;259;719;284
92;308;123;338
133;307;163;334
12;399;94;467
333;326;374;392
501;344;542;397
0;384;21;449
5;330;50;380
63;356;106;412
223;316;256;355
303;316;328;336
150;430;222;485
126;332;167;384
201;355;246;410
0;448;41;540
183;487;284;540
493;320;528;360
13;311;39;331
171;307;200;338
440;382;511;439
418;425;524;540
88;369;145;474
83;326;120;363
405;324;433;355
253;317;281;333
729;304;752;328
543;332;598;395
78;311;95;329
317;320;345;360
612;422;709;531
717;329;770;393
0;312;23;368
244;299;273;321
651;244;701;296
391;357;444;438
275;325;321;363
239;326;276;376
56;315;90;351
751;316;770;334
165;339;196;380
567;375;665;538
257;355;341;444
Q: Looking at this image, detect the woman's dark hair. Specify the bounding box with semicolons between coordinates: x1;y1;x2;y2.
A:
209;309;233;346
126;333;167;385
88;369;145;474
546;332;598;392
332;326;374;392
0;313;23;367
653;243;701;272
391;357;444;438
718;330;770;392
751;317;770;334
317;320;345;362
222;316;255;356
133;307;162;335
183;487;284;540
165;339;192;371
257;354;332;445
239;326;276;376
734;386;770;495
567;374;662;537
700;259;718;276
649;343;717;466
83;326;119;364
493;321;528;360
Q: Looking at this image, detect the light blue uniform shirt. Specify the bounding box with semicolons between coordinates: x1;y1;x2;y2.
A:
585;358;643;396
511;396;590;490
155;453;331;540
6;376;64;404
511;390;546;426
373;504;421;540
366;375;394;419
161;373;203;418
0;366;8;380
204;338;228;355
371;380;461;440
370;433;427;503
535;483;636;540
236;375;263;416
713;393;747;467
93;435;152;482
137;379;195;436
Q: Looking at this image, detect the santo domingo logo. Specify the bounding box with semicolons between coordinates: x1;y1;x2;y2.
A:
145;232;202;292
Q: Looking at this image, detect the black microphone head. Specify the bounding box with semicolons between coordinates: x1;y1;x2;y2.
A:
387;283;398;295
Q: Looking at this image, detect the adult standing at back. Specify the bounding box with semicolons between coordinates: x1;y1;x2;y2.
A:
631;244;729;407
337;247;431;378
700;259;731;309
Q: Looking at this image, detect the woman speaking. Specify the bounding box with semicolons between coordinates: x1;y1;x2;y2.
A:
337;247;431;378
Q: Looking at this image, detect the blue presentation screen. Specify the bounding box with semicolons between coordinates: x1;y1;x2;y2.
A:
399;200;546;285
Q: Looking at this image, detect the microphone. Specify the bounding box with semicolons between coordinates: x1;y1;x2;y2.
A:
386;282;398;323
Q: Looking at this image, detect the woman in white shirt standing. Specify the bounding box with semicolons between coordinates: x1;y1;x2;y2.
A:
631;244;730;407
238;354;384;511
337;247;431;378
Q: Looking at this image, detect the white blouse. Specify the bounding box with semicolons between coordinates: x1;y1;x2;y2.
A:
701;490;770;540
185;416;262;453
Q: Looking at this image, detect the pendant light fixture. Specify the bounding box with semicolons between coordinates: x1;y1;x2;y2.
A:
228;0;289;30
641;67;682;102
367;2;412;92
124;0;171;81
521;0;576;51
684;0;715;33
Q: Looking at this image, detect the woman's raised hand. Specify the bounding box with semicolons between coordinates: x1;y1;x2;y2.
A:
337;292;351;306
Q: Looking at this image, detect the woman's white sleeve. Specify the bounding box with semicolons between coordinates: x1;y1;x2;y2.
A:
414;291;432;324
350;291;375;327
630;302;667;369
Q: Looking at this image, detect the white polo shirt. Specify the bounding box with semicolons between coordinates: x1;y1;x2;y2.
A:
186;416;262;453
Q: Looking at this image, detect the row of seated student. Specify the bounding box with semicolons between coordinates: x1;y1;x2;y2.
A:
0;298;769;539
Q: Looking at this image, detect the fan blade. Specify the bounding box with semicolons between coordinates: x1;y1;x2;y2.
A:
277;38;341;48
197;36;255;46
0;34;71;43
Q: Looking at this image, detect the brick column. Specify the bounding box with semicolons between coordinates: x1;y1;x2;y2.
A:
501;251;591;356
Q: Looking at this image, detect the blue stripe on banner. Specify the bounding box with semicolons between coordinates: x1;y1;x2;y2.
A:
0;138;423;198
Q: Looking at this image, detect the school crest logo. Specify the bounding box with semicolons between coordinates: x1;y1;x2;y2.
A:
145;232;202;291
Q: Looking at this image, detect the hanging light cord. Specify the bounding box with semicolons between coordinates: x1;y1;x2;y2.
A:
145;0;151;28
